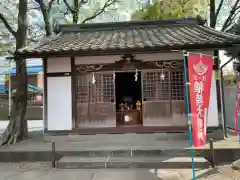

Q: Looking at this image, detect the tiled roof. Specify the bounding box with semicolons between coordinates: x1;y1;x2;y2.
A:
15;18;240;58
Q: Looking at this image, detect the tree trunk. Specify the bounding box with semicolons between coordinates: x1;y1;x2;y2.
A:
0;0;28;146
42;9;52;36
38;0;52;36
72;0;79;24
210;0;216;28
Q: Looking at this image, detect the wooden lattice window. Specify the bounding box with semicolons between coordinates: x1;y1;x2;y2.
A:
76;74;90;104
171;71;184;100
76;73;114;104
92;74;114;103
155;71;169;100
142;71;169;101
142;71;184;101
142;72;155;101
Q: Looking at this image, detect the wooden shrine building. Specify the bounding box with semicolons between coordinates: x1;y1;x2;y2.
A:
14;18;240;135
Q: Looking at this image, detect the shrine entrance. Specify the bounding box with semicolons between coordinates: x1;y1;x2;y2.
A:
115;72;142;126
75;56;187;131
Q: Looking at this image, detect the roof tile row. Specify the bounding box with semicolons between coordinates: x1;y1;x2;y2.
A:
16;19;240;57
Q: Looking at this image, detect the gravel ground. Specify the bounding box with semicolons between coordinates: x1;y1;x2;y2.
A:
0;162;239;180
0;162;52;170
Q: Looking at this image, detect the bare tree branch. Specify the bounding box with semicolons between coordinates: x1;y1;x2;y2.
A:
0;13;17;38
48;0;56;11
81;0;118;23
35;0;56;12
215;0;225;27
35;0;44;7
222;0;240;31
28;6;41;10
35;0;56;36
58;8;70;17
226;9;240;28
3;4;17;17
63;0;75;13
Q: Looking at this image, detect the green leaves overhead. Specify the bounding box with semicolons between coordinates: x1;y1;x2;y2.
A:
132;0;209;20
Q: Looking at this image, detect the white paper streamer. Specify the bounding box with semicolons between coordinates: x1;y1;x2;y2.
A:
134;69;138;81
92;72;96;84
160;69;165;80
113;71;115;83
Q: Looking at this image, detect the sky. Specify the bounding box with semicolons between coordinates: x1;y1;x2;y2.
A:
214;0;238;71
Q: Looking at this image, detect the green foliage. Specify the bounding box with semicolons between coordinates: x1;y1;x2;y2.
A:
132;0;208;20
0;44;9;55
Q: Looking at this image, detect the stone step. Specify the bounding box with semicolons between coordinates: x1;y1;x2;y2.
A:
44;131;224;142
56;149;205;158
57;156;210;169
44;133;190;142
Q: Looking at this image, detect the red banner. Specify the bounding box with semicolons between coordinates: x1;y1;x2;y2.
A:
234;73;240;136
187;55;213;147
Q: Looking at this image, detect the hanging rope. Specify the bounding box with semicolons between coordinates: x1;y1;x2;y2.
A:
171;49;217;58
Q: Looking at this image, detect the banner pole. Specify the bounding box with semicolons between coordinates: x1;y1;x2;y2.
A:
183;52;196;180
235;72;239;137
237;72;240;143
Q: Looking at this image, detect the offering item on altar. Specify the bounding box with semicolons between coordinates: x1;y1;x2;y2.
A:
136;101;141;110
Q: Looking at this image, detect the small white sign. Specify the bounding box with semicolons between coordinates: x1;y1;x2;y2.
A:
124;115;129;122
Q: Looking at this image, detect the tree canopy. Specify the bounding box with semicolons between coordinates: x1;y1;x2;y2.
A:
0;0;140;145
1;0;140;54
131;0;208;20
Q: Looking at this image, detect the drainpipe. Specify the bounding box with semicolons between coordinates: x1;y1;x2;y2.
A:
220;58;234;138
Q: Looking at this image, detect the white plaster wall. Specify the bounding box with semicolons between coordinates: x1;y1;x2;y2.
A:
47;57;71;73
47;76;72;130
208;70;219;127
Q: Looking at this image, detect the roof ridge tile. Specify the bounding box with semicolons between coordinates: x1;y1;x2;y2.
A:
54;18;198;33
198;25;240;40
15;21;240;58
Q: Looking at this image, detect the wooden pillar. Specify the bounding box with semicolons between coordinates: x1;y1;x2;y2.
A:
71;57;76;129
43;58;48;131
210;0;222;128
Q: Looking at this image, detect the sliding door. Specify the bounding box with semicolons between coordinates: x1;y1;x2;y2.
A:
76;72;116;128
142;70;186;126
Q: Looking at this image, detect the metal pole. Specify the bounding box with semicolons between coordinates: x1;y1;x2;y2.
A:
8;62;12;120
52;141;56;168
183;52;196;180
238;94;240;143
234;72;239;136
209;139;215;167
236;72;240;142
220;58;234;138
